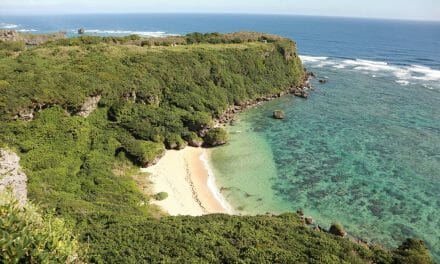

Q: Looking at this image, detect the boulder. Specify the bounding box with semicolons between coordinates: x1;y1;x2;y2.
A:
78;28;85;35
305;217;314;225
273;110;285;119
329;223;347;237
319;79;327;84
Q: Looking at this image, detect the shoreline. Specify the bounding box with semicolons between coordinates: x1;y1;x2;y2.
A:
214;73;313;126
141;147;232;216
141;74;313;216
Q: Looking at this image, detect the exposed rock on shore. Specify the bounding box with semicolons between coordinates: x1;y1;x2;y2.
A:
215;74;312;125
0;149;27;206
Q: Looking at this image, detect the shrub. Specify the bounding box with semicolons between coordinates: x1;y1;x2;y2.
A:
393;238;434;264
329;222;346;237
153;192;168;201
165;133;186;150
119;135;165;167
0;192;80;263
204;128;228;147
0;40;25;52
182;131;203;147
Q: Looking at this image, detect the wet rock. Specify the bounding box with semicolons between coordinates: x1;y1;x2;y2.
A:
78;28;85;35
319;79;327;84
273;110;285;119
305;217;314;225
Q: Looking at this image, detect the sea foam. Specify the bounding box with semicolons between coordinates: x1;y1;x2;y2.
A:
75;29;179;37
200;152;234;213
301;55;440;89
0;23;18;29
16;29;37;32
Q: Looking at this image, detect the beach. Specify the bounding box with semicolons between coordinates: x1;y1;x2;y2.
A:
141;147;231;216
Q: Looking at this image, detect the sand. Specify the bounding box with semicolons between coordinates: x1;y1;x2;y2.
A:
141;147;232;216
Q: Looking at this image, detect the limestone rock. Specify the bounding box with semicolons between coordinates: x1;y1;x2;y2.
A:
76;95;101;117
0;149;27;206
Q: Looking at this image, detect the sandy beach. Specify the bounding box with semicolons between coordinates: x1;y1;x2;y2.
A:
141;147;232;216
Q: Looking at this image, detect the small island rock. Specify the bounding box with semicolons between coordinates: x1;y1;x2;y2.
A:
273;110;285;119
78;28;85;35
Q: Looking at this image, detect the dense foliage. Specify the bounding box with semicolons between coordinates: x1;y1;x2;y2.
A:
84;213;391;263
0;33;305;223
204;127;229;146
0;192;80;263
0;33;434;262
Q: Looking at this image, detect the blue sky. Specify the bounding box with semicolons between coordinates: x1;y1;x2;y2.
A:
1;0;439;21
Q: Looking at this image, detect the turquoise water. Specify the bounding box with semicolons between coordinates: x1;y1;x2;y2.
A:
4;13;440;259
210;58;440;259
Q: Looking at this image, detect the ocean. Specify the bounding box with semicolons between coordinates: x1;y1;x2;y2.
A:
1;14;439;259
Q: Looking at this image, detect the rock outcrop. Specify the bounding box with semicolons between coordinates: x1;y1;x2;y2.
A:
215;73;312;126
76;95;102;117
0;149;27;206
0;30;20;41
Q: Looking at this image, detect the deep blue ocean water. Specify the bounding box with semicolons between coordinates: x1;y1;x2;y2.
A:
1;14;440;69
2;14;439;259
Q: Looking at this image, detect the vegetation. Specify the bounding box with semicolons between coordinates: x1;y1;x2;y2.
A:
0;192;80;263
392;239;435;264
153;192;168;201
329;222;346;237
0;32;434;262
204;127;229;146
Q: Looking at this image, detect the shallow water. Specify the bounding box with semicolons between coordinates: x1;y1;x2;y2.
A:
3;13;440;259
210;59;440;259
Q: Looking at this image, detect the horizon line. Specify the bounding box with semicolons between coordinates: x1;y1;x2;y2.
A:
1;12;439;23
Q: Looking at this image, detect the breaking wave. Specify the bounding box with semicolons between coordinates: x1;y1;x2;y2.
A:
300;55;440;89
0;23;18;29
73;29;179;37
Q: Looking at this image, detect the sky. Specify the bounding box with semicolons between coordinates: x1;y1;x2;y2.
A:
1;0;439;21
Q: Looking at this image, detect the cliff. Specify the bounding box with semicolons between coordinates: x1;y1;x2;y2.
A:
0;32;433;263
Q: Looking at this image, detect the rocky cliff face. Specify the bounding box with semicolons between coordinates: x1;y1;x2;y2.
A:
0;149;27;206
